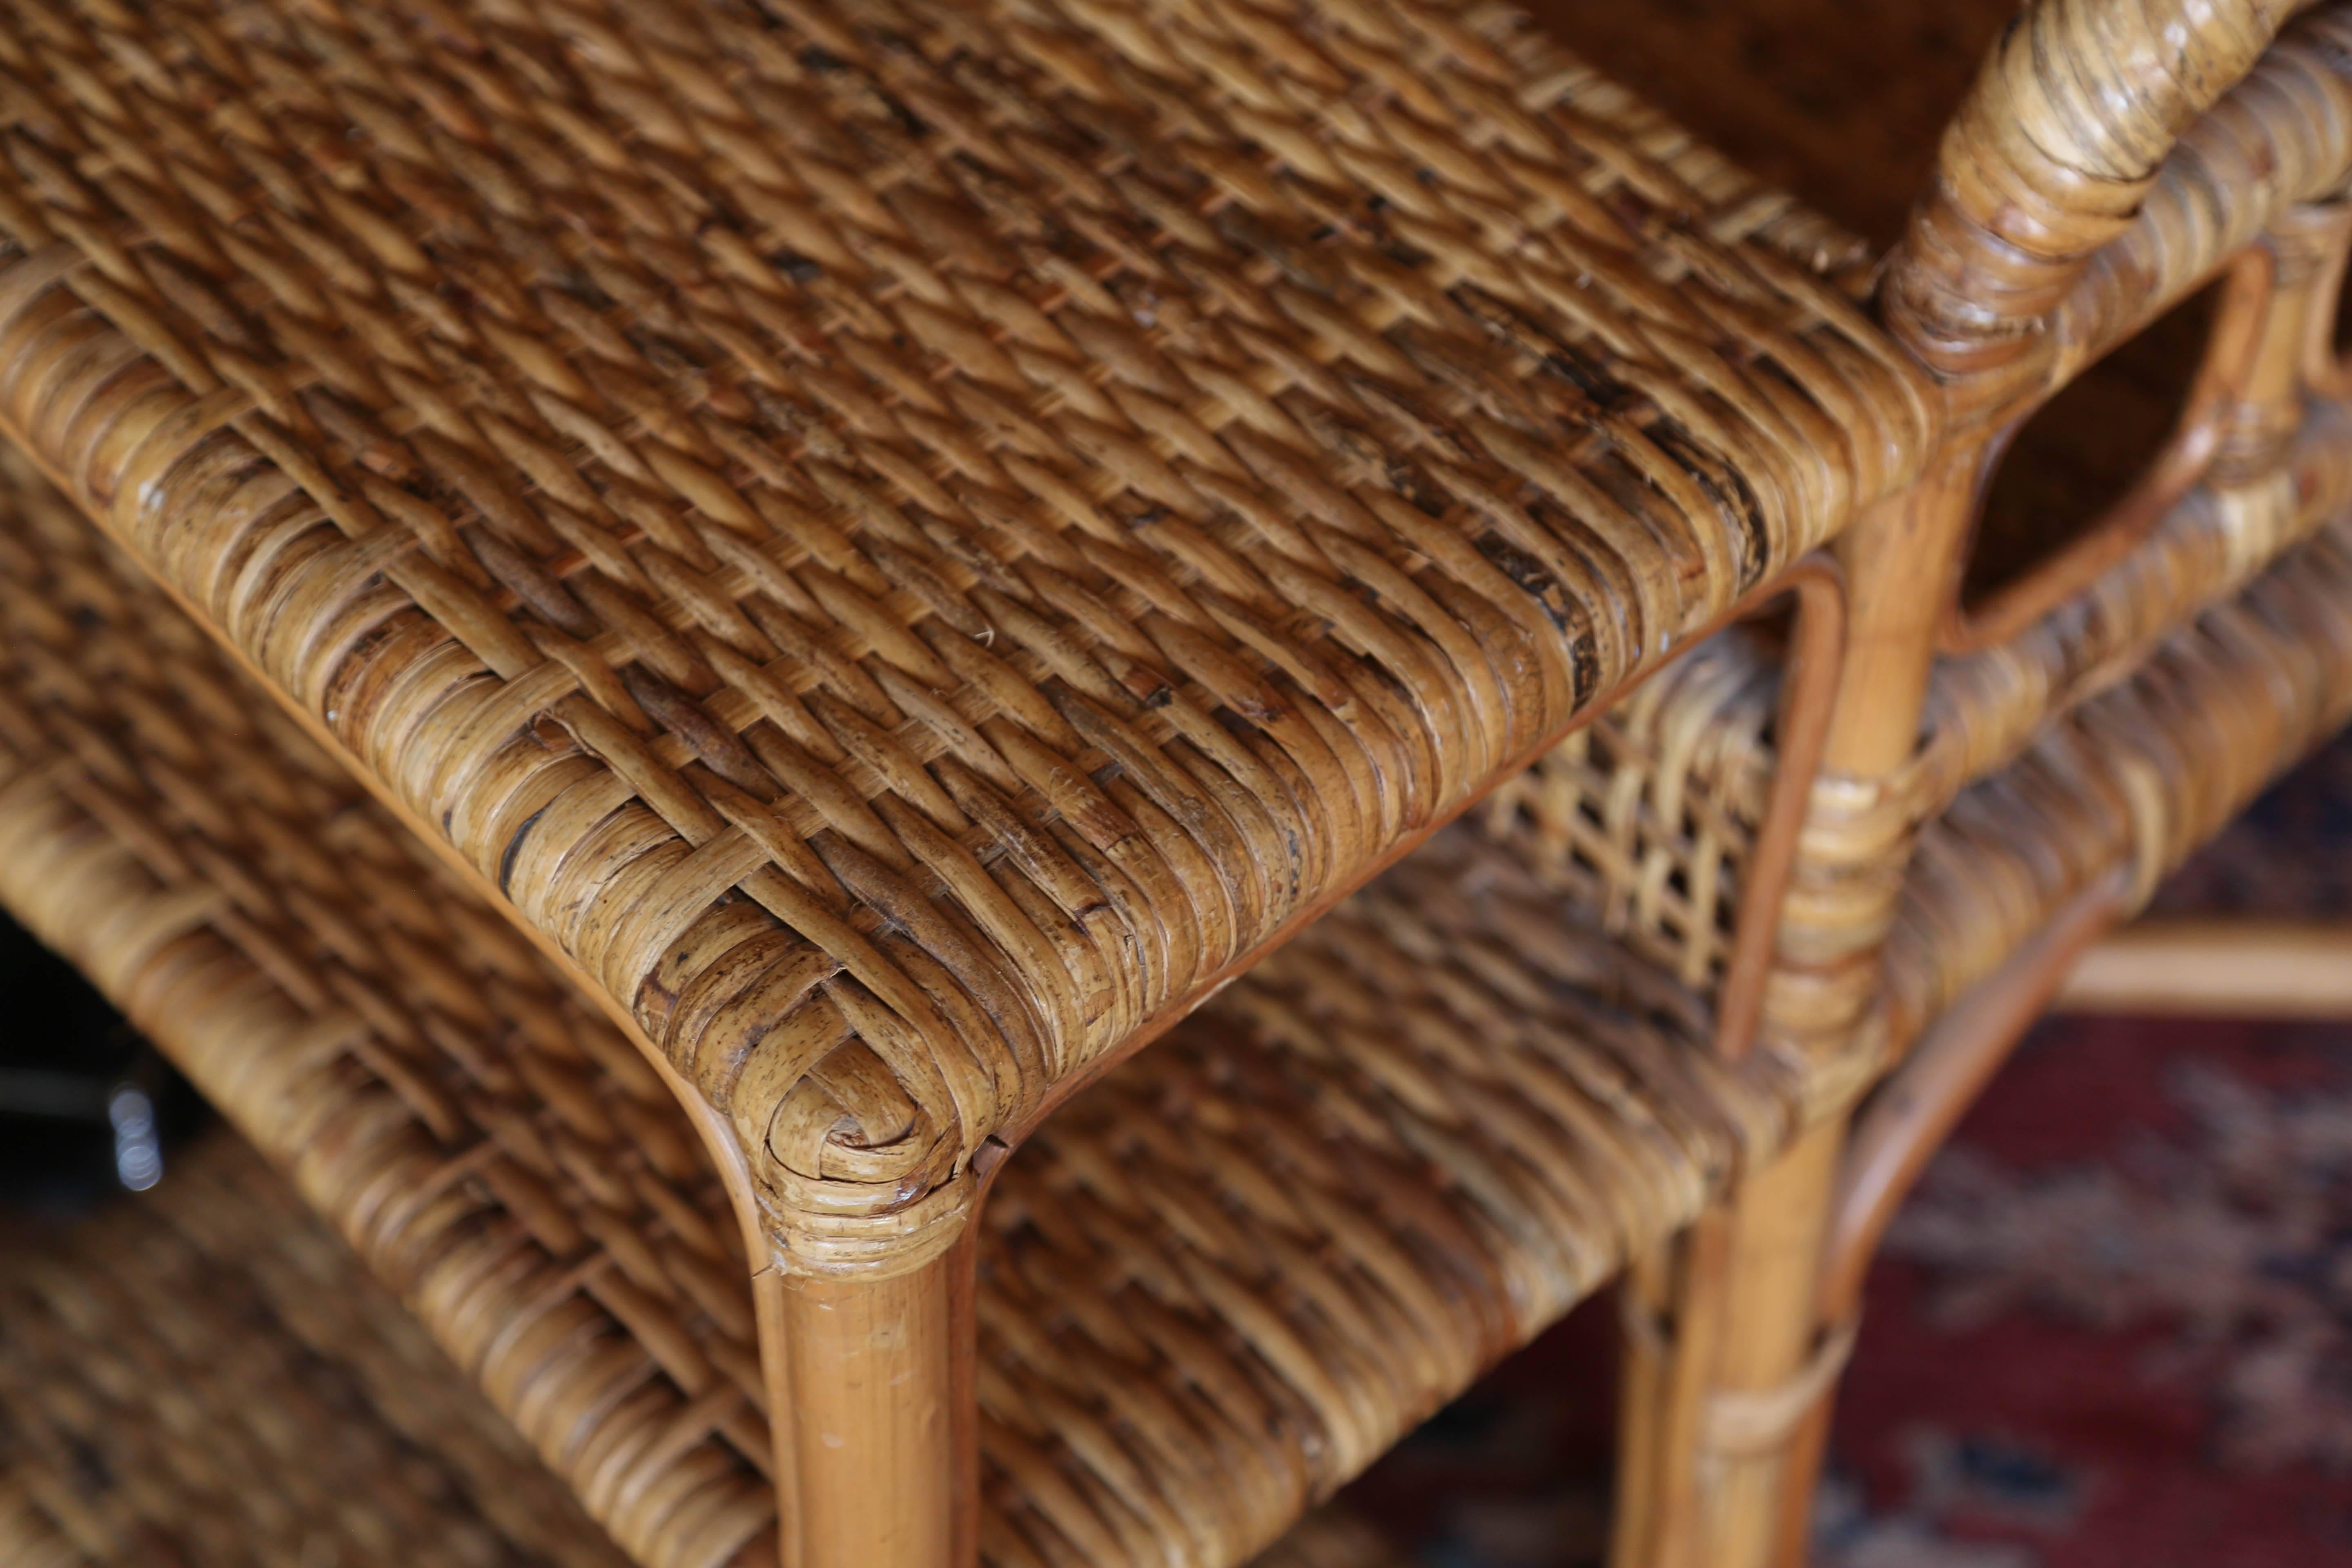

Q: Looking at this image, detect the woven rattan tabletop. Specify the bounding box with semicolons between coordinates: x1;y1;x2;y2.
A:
0;0;1931;1275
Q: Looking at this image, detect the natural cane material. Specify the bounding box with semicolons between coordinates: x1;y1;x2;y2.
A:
12;372;2344;1568
4;0;2352;1565
0;1132;639;1568
0;0;1931;1279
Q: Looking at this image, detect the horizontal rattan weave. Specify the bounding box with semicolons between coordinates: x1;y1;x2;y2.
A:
0;455;1795;1568
0;1130;1410;1568
1885;508;2352;1045
0;0;1934;1273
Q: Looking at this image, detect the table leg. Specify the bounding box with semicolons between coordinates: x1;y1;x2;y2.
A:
768;1241;971;1568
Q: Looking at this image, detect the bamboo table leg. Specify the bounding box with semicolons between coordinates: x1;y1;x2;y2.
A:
1610;446;1996;1568
1611;1125;1846;1568
1698;1124;1846;1568
1766;867;2130;1566
1609;1215;1732;1568
768;1245;969;1568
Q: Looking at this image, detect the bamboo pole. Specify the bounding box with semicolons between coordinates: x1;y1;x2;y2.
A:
2056;919;2352;1016
1610;446;1992;1568
1693;1124;1845;1568
1765;866;2129;1566
770;1249;966;1568
1609;1217;1732;1568
1728;445;1992;1568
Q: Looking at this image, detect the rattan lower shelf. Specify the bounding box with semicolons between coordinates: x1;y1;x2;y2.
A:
0;1131;637;1568
0;1130;1408;1568
0;457;1790;1568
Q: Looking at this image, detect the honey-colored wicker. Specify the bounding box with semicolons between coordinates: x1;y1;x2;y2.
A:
4;0;2352;1565
1588;5;2352;1563
0;0;1930;1294
1487;11;2352;1049
0;452;1795;1568
0;1131;638;1568
0;3;1954;1556
0;1129;1412;1568
1889;507;2352;1046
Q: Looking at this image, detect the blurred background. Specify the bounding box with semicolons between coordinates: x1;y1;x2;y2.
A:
7;2;2352;1565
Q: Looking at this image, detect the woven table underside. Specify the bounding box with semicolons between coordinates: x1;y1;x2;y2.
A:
0;1132;1408;1568
0;459;1795;1568
0;1132;639;1568
0;0;1930;1266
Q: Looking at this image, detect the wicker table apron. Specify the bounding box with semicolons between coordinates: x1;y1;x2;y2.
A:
0;0;2346;1565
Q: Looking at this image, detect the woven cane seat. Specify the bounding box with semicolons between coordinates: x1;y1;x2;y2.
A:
0;1131;1409;1568
0;0;1937;1271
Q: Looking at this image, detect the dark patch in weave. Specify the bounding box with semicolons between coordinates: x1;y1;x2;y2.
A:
1543;347;1636;413
1649;417;1771;586
1474;530;1577;634
499;804;549;898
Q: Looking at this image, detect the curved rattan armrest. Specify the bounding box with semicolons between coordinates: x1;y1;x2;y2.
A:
1885;0;2300;381
1881;2;2352;667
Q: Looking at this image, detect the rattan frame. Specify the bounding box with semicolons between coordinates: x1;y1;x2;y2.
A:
1595;7;2352;1566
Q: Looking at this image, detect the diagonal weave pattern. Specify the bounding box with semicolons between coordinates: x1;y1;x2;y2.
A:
0;457;1793;1568
0;0;1930;1271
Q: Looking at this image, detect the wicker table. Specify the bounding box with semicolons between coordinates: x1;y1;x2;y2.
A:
0;2;1916;1561
0;445;1801;1568
0;0;2347;1565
